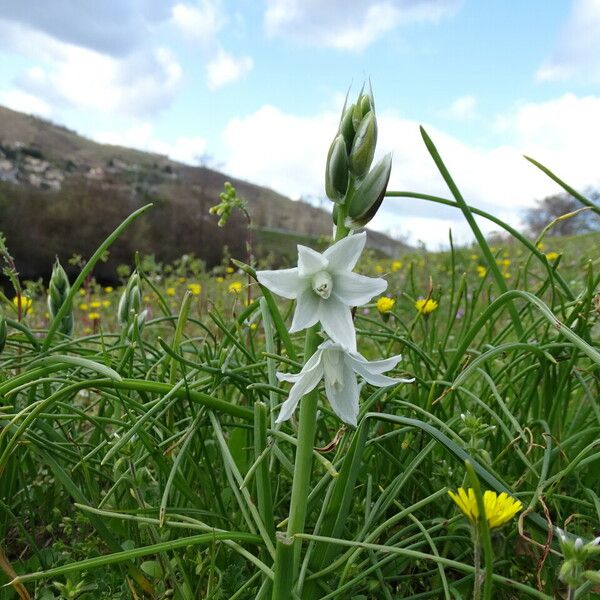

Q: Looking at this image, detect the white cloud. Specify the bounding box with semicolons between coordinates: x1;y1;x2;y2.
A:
0;89;53;117
206;50;253;90
95;123;207;165
264;0;463;51
443;95;476;120
171;1;223;44
536;0;600;83
0;21;182;117
219;93;600;247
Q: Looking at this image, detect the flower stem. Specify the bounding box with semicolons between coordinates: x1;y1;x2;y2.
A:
271;324;320;599
473;527;482;600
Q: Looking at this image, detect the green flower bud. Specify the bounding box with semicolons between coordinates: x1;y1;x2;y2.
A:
47;258;73;336
346;153;392;228
126;309;148;340
0;313;6;353
325;134;349;201
117;272;142;326
352;92;372;129
349;111;377;179
340;105;356;153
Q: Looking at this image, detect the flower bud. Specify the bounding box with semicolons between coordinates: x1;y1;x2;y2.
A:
346;153;392;228
349;111;377;179
117;272;142;326
0;313;6;353
325;134;349;201
47;258;73;336
340;105;356;153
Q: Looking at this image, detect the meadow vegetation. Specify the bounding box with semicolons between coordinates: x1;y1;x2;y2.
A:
1;89;600;600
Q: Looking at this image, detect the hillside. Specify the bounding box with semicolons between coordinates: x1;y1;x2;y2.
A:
0;105;408;280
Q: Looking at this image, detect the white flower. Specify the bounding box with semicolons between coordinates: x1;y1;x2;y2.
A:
275;340;414;426
256;231;386;351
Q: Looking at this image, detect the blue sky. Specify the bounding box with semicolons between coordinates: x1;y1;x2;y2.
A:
0;1;599;247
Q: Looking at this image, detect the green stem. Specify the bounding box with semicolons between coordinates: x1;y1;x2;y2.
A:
271;325;320;599
473;527;482;600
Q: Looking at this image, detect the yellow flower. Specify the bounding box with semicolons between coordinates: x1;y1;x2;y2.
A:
391;260;403;272
503;272;511;279
78;289;86;296
376;296;395;314
187;283;202;296
166;287;176;297
179;277;187;283
250;323;258;331
501;259;511;267
88;312;101;321
12;296;33;313
536;241;545;251
83;326;92;334
470;254;478;261
375;264;384;274
102;300;111;308
545;251;559;262
104;286;113;293
90;300;101;308
228;281;243;294
226;267;235;274
448;488;522;529
79;303;89;311
476;265;487;278
415;298;438;315
216;276;224;283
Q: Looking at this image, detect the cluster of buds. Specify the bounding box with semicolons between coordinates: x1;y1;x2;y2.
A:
325;86;392;229
117;271;146;338
47;258;74;336
556;528;600;589
209;181;248;228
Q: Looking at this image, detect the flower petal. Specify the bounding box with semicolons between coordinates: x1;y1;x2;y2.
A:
333;271;387;306
348;353;403;374
276;347;324;384
290;288;320;332
348;355;413;386
318;297;356;352
276;360;324;423
323;231;366;272
324;359;359;426
297;245;328;277
256;267;306;300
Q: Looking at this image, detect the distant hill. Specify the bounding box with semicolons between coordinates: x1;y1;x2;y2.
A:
0;105;409;281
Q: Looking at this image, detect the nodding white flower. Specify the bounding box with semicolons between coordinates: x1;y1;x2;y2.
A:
256;231;386;351
275;340;414;426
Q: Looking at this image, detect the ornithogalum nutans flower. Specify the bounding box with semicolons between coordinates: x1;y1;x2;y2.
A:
256;231;386;351
448;488;522;529
276;339;413;426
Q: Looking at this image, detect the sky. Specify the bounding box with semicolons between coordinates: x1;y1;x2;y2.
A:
0;0;599;248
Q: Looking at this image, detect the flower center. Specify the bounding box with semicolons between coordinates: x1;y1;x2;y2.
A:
312;271;333;299
323;348;344;390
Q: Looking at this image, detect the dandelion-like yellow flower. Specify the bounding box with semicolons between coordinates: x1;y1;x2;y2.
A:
12;296;33;313
415;298;438;315
375;264;384;274
90;300;101;308
391;260;403;272
545;251;559;262
226;267;235;274
476;265;487;278
376;296;395;314
188;283;202;296
79;303;89;311
448;488;522;529
179;277;187;283
102;300;111;308
78;289;86;296
166;287;176;297
228;281;243;294
104;286;113;293
88;312;101;321
216;276;224;283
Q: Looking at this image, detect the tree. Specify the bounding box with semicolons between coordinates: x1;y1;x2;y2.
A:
524;189;600;237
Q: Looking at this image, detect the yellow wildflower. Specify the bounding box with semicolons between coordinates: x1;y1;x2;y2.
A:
90;300;101;309
503;272;511;279
501;259;511;267
448;488;522;529
104;286;113;293
216;276;224;283
166;287;176;297
545;251;559;262
415;298;438;315
79;303;88;311
83;326;92;334
476;265;487;278
536;241;545;251
226;267;235;274
88;312;101;321
228;281;243;294
250;323;258;331
187;283;202;296
78;289;86;296
391;260;402;272
470;254;478;261
376;297;395;314
179;277;187;283
375;264;384;274
102;300;111;308
12;296;33;313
